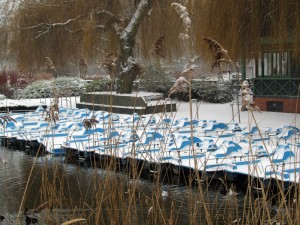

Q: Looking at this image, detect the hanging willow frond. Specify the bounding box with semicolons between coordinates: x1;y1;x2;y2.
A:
102;52;117;75
149;35;165;58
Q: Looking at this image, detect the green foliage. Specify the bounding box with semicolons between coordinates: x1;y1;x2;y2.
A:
18;77;86;99
192;81;233;103
139;66;174;95
171;91;190;102
85;79;112;92
203;85;233;103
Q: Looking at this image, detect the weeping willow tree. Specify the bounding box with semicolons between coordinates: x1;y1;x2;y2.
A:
0;0;18;69
192;0;300;67
4;0;300;93
7;0;186;93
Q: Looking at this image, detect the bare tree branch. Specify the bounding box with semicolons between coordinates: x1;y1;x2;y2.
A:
43;0;78;8
19;0;78;8
22;15;85;39
94;9;121;33
94;10;120;23
64;27;85;34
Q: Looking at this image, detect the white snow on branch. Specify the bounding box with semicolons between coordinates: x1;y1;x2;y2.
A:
121;56;136;74
121;0;153;40
23;15;84;39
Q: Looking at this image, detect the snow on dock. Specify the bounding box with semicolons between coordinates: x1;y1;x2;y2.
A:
0;102;299;191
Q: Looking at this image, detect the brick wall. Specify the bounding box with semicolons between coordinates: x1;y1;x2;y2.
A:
254;97;300;113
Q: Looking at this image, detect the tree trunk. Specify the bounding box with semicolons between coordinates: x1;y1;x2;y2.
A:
116;0;153;94
118;72;136;94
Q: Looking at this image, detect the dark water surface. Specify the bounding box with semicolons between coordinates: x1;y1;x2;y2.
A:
0;146;257;225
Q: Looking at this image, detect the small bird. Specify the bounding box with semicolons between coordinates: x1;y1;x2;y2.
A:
0;214;5;221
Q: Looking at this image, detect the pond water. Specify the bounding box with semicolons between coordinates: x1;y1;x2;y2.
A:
0;146;278;225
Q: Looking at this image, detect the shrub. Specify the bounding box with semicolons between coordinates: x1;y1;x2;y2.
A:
18;77;87;99
85;78;112;92
138;66;174;95
203;86;233;103
193;82;233;103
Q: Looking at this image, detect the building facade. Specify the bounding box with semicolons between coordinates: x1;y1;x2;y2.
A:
252;39;300;113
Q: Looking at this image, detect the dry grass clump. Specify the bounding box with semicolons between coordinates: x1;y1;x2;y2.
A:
33;162;298;225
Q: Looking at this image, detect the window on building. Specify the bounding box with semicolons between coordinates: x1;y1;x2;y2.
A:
290;56;300;78
261;51;288;77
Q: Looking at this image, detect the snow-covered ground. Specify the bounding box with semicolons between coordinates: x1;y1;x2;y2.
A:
173;101;299;129
0;96;299;130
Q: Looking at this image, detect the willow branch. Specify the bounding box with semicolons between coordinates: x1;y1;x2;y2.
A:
43;0;78;8
22;15;84;39
94;10;121;24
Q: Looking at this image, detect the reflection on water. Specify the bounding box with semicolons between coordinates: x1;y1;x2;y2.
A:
0;146;100;224
0;145;256;225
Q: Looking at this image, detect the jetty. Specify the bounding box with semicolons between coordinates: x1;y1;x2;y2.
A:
0;104;300;194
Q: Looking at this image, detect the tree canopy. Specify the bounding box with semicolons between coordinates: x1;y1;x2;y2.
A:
2;0;300;78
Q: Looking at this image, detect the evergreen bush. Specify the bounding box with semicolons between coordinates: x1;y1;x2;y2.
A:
192;82;233;103
18;77;86;99
139;66;174;95
85;79;112;92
